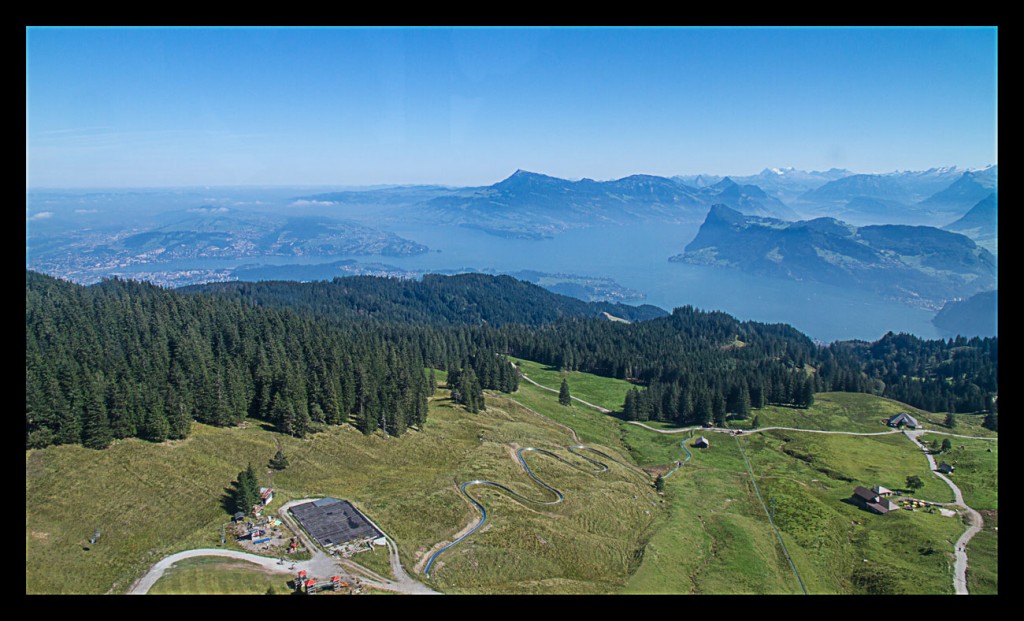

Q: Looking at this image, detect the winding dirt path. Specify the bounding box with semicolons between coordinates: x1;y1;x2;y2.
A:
627;422;904;437
902;430;985;595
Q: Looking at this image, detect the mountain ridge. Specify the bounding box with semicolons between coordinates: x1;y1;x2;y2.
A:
670;205;995;310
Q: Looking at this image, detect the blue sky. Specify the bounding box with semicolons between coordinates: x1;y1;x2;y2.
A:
26;26;997;188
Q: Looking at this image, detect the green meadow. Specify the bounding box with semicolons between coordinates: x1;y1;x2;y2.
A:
26;360;994;595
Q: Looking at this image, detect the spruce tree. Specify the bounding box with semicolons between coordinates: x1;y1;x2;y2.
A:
235;463;261;515
623;389;638;421
142;403;170;443
559;379;572;406
269;449;289;471
82;382;112;450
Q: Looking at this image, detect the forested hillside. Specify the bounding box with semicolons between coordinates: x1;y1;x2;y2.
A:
27;271;997;451
181;273;668;325
26;272;515;450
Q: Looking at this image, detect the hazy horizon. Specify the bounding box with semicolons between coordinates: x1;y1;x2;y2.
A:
27;26;997;188
24;162;998;192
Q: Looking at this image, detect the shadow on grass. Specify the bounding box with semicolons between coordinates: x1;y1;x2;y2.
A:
220;486;240;517
839;497;878;514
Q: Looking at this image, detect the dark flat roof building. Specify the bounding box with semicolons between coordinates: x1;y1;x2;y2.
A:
290;498;382;548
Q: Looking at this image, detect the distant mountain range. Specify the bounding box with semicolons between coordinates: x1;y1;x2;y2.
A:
298;165;997;238
792;167;997;226
416;170;798;238
674;167;853;204
669;205;996;310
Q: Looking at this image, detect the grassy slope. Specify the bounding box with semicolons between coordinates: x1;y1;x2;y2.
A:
26;361;995;595
739;430;963;594
966;510;998;595
511;357;636;413
917;435;998;510
502;364;992;594
915;412;998;439
147;557;291;595
26;384;657;595
502;381;626;451
731;392;937;433
620;428;799;594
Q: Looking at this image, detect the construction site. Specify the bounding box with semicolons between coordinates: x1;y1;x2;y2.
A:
288;497;386;559
289;570;363;595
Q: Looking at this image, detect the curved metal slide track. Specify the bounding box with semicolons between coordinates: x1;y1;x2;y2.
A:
424;445;630;577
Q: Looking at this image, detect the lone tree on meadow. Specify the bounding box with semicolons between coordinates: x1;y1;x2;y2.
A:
944;413;957;429
655;474;665;493
940;438;953;453
269;449;289;471
559;379;572;406
906;475;924;492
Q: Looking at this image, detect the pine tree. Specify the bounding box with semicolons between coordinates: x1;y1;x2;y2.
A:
81;379;112;450
736;382;751;419
141;402;170;443
234;463;261;515
623;389;638;421
269;449;289;471
712;391;726;426
944;413;957;429
655;474;665;493
983;412;997;432
166;396;192;440
559;379;572;406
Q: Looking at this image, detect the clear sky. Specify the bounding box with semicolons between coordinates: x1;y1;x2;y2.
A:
26;26;998;188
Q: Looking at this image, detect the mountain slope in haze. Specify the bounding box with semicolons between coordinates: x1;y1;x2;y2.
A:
922;171;998;214
943;193;997;255
670;205;996;310
932;290;997;338
698;177;801;219
793;167;990;225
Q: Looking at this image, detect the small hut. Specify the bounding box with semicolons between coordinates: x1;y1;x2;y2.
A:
693;436;710;449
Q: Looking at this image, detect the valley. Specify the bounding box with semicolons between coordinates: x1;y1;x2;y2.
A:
26;357;996;595
27;164;997;342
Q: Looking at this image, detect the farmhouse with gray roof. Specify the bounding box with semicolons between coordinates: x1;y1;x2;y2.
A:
887;412;919;428
851;486;898;514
